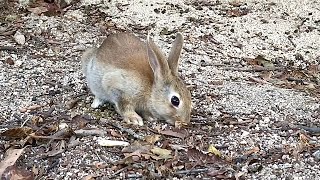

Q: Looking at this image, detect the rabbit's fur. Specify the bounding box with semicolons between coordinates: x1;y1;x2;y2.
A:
82;33;191;127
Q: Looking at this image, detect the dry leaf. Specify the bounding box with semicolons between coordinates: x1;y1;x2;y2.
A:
122;144;152;154
31;116;44;125
32;166;38;175
244;146;260;155
43;140;66;157
71;115;90;129
150;147;172;159
0;148;25;177
66;98;79;109
187;148;221;165
1;165;34;180
299;133;310;147
82;175;96;180
246;55;274;68
110;129;122;138
159;129;186;139
144;134;161;144
93;162;107;169
208;145;222;157
27;6;48;15
1;127;33;139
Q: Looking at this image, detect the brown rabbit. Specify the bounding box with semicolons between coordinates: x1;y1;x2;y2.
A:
81;33;191;127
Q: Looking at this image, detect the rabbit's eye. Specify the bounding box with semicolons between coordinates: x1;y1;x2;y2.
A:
171;96;180;107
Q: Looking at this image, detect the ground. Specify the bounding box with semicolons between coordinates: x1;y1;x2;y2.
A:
0;0;320;179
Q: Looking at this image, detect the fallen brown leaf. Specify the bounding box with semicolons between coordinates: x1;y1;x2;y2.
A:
244;146;260;155
1;127;33;139
82;175;96;180
109;129;122;138
187;148;221;165
122;144;152;154
66;98;80;109
42;140;66;157
150;147;172;159
208;145;222;157
159;129;187;139
27;6;48;15
0;148;25;177
93;162;108;169
144;134;161;144
1;165;34;180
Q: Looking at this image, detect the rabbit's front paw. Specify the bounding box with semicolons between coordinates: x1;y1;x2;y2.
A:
124;112;144;126
91;97;104;108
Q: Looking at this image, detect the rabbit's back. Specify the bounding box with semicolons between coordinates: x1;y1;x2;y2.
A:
96;33;154;84
83;33;155;107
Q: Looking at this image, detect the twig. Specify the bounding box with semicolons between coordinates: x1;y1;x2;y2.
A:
104;121;144;140
224;119;253;125
29;134;67;140
127;174;142;178
287;36;296;47
221;66;283;72
109;167;128;179
43;80;62;87
286;77;306;85
0;46;17;51
297;125;320;134
248;76;270;84
74;129;107;136
46;159;60;171
20;118;29;127
30;128;73;140
175;168;209;175
183;164;198;178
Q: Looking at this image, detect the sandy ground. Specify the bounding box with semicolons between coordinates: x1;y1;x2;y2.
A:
1;0;320;179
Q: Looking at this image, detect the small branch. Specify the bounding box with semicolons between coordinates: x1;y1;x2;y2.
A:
248;76;270;84
221;66;283;72
74;129;107;136
0;46;17;51
109;167;128;179
104;121;144;140
297;125;320;134
127;174;142;178
175;168;209;175
224;119;253;125
287;36;296;47
286;77;306;85
30;128;73;140
29;134;67;140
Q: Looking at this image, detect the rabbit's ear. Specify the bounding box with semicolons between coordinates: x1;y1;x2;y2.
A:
147;35;170;81
168;33;184;75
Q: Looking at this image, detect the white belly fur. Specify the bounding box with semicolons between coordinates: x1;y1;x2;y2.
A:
85;56;143;105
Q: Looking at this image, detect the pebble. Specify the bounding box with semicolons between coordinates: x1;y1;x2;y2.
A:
312;150;320;161
13;31;26;45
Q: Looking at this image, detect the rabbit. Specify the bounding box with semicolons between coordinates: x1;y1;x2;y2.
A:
81;32;191;127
